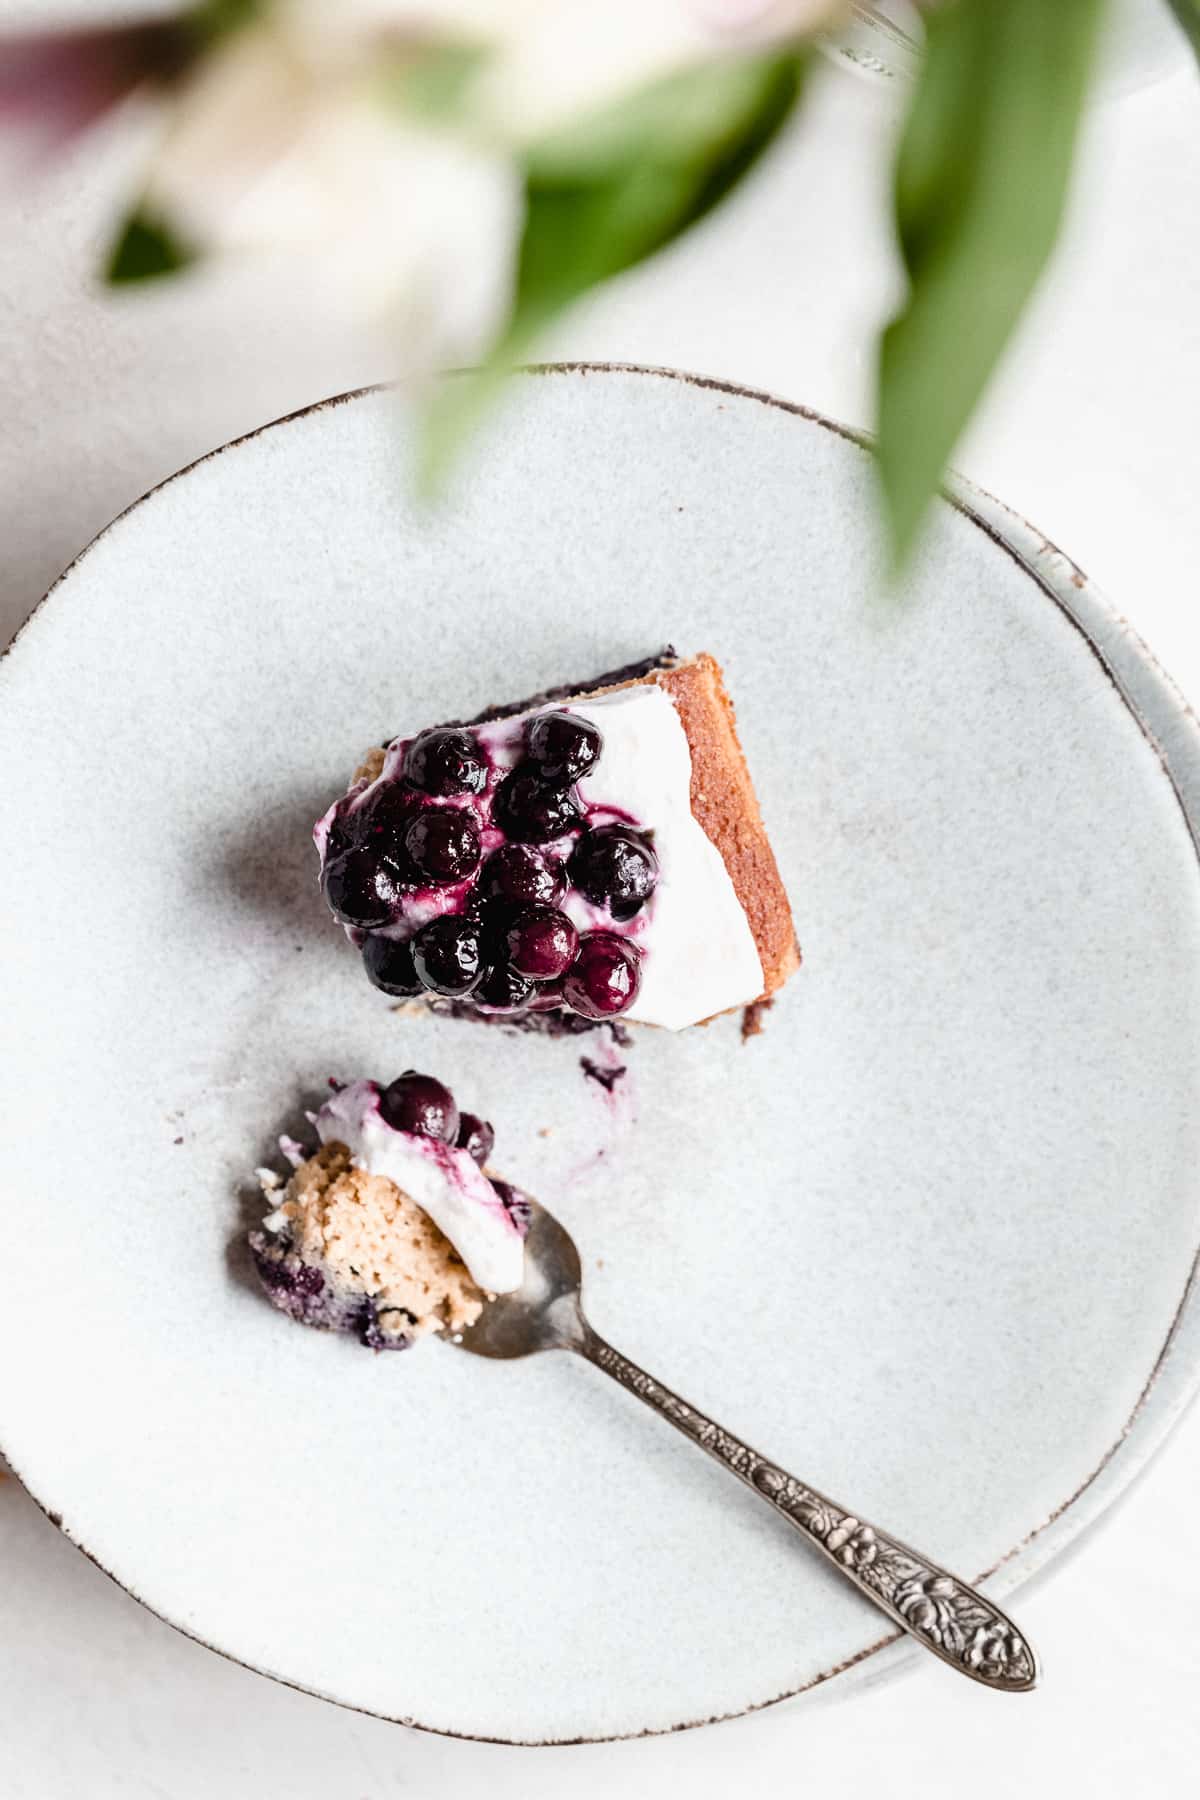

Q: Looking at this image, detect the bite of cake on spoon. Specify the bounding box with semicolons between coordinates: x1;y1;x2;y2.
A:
249;1071;530;1351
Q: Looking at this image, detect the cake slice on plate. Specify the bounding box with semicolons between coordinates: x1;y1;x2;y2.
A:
315;651;799;1031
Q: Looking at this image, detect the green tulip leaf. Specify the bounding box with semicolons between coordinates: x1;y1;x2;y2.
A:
105;208;196;284
1165;0;1200;60
421;51;804;487
877;0;1106;568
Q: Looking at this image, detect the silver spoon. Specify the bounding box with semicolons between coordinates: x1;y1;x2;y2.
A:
455;1200;1038;1693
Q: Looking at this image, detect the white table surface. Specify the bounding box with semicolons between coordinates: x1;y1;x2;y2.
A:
4;30;1200;1800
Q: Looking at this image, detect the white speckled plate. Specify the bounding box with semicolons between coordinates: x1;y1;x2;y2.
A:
2;367;1200;1743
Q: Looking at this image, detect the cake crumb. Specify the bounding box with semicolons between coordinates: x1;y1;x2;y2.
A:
278;1134;306;1169
741;997;775;1042
355;746;387;784
538;1126;552;1138
276;1143;484;1337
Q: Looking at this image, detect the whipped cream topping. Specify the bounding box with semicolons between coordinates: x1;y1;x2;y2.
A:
313;1081;525;1294
548;686;763;1030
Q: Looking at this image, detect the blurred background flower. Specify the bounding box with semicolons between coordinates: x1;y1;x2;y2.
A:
2;0;1197;559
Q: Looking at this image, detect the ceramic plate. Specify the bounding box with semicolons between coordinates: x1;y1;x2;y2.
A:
2;367;1199;1743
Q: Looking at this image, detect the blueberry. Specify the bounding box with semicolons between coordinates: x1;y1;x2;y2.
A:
505;904;579;980
361;933;422;996
480;842;566;907
526;710;603;784
323;798;365;863
411;915;483;996
494;767;581;844
403;727;487;798
473;962;535;1013
356;780;420;854
456;1112;495;1165
562;932;642;1019
404;808;482;885
569;825;658;918
464;885;510;943
322;846;407;929
379;1071;458;1141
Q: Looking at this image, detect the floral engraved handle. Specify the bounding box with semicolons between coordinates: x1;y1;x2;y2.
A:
580;1329;1037;1691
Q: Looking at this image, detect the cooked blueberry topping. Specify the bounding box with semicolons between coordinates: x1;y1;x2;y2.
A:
322;847;408;929
404;808;482;885
252;1240;326;1297
505;903;579;980
403;727;487;798
473;961;536;1012
456;1111;495;1165
356;779;420;849
411;915;483;996
324;694;671;1024
563;932;642;1019
462;886;507;936
580;1054;627;1093
525;977;567;1012
323;798;365;863
360;1301;416;1352
361;933;422;996
379;1070;459;1141
570;824;659;918
490;1178;532;1235
526;709;603;784
493;767;581;844
480;842;566;907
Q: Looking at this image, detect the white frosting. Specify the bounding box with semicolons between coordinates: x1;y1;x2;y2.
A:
315;1081;525;1294
564;686;763;1030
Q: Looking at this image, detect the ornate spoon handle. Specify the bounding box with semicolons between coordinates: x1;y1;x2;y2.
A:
579;1326;1037;1692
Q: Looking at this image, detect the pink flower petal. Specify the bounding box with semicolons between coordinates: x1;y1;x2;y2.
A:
0;25;181;160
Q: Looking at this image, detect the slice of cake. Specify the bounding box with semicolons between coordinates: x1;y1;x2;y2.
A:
314;651;799;1031
250;1072;530;1350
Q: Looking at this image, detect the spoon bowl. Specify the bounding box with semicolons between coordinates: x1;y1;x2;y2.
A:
456;1200;584;1358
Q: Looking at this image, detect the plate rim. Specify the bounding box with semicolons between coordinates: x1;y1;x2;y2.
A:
3;361;1199;1743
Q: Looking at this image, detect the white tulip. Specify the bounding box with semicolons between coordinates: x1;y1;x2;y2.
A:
276;0;845;139
145;27;519;362
138;0;841;354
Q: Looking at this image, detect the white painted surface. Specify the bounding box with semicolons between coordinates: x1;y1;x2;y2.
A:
4;11;1200;1797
